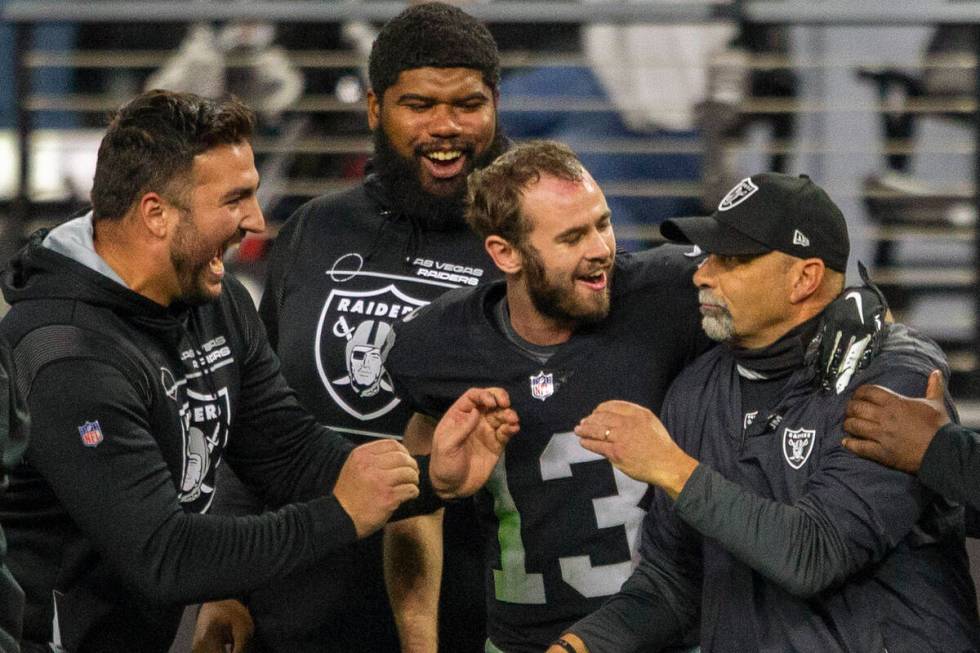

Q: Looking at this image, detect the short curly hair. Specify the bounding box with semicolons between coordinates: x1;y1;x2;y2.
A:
465;140;585;247
368;2;500;99
91;89;254;222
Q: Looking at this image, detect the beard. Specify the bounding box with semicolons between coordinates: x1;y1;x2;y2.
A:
698;289;735;342
371;123;509;230
169;210;235;306
522;243;612;328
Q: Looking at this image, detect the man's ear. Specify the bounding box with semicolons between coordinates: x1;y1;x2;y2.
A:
789;258;825;304
367;89;381;131
136;192;172;239
485;236;523;275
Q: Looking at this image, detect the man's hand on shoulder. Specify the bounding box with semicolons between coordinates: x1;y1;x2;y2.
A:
334;439;421;538
842;369;950;473
429;387;519;499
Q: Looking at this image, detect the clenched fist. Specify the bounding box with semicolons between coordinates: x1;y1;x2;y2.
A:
334;439;421;538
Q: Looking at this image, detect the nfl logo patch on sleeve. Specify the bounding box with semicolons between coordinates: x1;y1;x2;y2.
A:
78;420;104;447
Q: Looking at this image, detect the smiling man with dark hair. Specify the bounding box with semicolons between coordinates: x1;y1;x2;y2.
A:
0;88;517;653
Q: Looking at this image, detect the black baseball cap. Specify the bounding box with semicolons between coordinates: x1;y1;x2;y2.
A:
660;173;849;272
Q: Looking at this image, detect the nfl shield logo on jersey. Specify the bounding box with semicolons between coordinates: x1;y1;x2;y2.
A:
782;427;816;469
78;420;104;447
529;371;554;401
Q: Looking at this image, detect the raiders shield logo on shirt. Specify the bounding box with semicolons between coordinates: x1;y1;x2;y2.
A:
316;285;427;421
177;386;231;513
782;426;816;470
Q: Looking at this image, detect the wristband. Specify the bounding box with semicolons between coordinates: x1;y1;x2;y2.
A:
552;637;578;653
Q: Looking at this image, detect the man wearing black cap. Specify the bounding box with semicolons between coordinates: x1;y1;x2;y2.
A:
551;173;980;653
194;3;507;652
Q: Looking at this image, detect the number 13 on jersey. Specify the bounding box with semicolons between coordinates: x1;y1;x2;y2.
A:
487;432;647;604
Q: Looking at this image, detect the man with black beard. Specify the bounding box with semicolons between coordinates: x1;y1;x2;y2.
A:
194;4;509;652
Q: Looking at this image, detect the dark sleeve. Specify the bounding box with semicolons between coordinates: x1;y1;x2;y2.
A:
25;360;357;605
0;343;26;649
222;281;355;508
571;488;701;653
673;370;931;598
383;312;449;420
0;339;28;475
210;463;264;516
219;240;342;515
919;422;980;513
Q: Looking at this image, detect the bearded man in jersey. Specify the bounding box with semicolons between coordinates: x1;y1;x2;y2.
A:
383;140;709;652
195;4;509;652
555;173;979;653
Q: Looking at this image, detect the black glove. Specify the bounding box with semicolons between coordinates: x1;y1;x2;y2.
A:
808;262;888;394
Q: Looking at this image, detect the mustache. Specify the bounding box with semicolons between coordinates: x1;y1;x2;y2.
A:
416;140;475;156
698;289;729;311
579;260;613;277
222;229;247;253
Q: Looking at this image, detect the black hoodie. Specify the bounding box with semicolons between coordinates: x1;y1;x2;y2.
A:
0;339;28;653
0;216;363;651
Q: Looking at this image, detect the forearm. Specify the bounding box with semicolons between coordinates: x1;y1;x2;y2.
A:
674;464;857;597
231;281;355;506
228;395;354;508
137;496;358;604
569;553;697;653
919;423;980;512
384;510;444;653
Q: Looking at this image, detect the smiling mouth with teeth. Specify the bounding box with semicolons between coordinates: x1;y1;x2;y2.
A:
426;150;462;162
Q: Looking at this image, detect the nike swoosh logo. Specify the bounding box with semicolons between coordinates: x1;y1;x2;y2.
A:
845;291;864;325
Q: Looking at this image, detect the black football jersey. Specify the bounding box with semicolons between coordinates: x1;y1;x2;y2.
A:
386;246;708;651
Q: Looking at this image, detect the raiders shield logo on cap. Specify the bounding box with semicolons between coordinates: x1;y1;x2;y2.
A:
718;177;759;211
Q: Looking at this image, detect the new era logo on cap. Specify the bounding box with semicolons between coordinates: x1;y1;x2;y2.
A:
793;230;810;247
